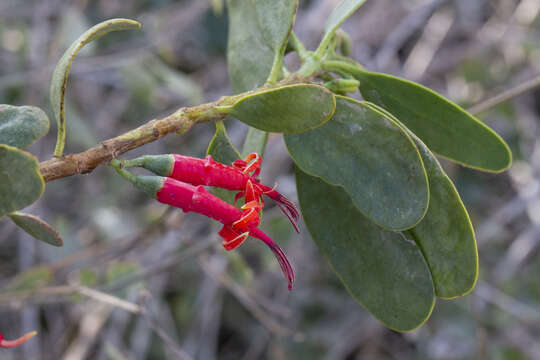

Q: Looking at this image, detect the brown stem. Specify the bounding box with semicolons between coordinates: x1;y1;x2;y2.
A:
39;102;226;182
38;75;316;183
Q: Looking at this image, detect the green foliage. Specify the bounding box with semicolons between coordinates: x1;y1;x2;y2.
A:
296;168;435;331
50;18;140;157
406;131;478;298
106;261;140;284
353;69;512;172
254;0;297;55
207;121;241;204
317;0;367;56
227;0;298;155
0;105;49;149
0;144;44;218
226;0;274;93
5;266;53;292
253;0;298;82
207;121;241;165
229;84;336;133
8;212;63;247
242;127;269;157
286;96;428;231
0;0;514;336
363;102;478;298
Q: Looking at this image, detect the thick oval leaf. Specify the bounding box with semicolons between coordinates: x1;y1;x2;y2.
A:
354;69;512;172
207;121;241;204
254;0;297;54
50;18;140;157
9;212;63;247
227;0;274;93
296;168;435;331
317;0;367;55
207;121;241;165
363;102;479;298
242;127;268;157
407;137;478;298
285;96;428;231
0;105;49;149
0;145;44;218
229;84;336;134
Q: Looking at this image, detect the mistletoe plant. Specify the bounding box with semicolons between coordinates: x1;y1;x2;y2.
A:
0;0;512;340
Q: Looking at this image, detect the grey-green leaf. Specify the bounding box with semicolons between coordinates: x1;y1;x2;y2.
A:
354;69;512;172
207;121;241;204
242;128;269;158
407;135;478;298
0;105;49;149
9;212;63;247
254;0;297;53
317;0;367;55
296;168;435;331
0;145;44;218
285;96;428;231
229;84;336;134
207;121;241;165
50;18;141;157
227;0;274;93
362;101;479;298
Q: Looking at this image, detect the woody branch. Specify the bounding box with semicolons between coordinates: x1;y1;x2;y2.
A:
38;101;226;182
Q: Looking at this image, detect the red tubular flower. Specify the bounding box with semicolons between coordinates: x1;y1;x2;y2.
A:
121;153;300;232
0;331;37;348
112;165;295;290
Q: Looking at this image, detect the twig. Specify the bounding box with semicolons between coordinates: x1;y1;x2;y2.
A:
76;286;142;314
38;74;315;182
103;237;214;293
138;289;193;360
143;310;193;360
0;285;141;314
198;255;297;337
38;101;224;182
62;302;113;360
374;0;448;72
53;206;174;271
468;74;540;115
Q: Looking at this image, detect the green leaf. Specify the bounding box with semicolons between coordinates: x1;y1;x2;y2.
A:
207;121;241;204
227;0;274;93
50;18;141;157
254;0;297;54
285;96;428;231
254;0;298;83
242;128;268;158
207;121;241;165
0;105;49;149
229;84;336;134
9;212;63;247
316;0;367;56
228;1;296;155
363;102;479;298
354;69;512;172
407;136;478;298
0;144;44;218
211;0;224;16
296;168;435;331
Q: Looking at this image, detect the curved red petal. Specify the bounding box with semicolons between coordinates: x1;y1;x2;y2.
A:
0;331;37;348
249;228;295;290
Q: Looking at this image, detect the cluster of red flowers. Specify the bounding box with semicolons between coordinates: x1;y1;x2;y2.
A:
115;152;298;290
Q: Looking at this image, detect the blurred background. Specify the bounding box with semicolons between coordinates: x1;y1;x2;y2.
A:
0;0;539;359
